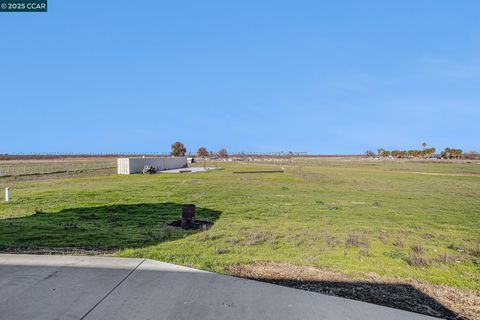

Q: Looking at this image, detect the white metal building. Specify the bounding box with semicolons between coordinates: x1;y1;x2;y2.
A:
117;157;187;174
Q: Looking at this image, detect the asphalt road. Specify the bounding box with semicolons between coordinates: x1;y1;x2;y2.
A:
0;254;437;320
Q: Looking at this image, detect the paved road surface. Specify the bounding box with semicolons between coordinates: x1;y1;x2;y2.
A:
0;254;437;320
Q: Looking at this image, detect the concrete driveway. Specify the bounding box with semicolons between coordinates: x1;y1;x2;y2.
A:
0;254;437;320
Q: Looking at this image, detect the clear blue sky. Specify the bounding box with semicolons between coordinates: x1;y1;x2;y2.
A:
1;1;479;154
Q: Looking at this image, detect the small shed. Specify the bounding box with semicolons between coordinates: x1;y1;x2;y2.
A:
117;157;187;174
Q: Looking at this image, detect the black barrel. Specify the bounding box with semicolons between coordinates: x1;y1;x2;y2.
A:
181;204;196;229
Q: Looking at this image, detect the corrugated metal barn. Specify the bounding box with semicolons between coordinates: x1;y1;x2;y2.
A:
117;157;187;174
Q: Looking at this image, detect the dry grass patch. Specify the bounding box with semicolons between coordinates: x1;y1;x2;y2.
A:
325;233;337;248
215;247;230;255
434;252;459;265
393;236;406;248
377;230;389;244
226;262;480;320
240;230;277;246
469;246;480;258
411;243;426;254
406;253;430;267
345;231;370;248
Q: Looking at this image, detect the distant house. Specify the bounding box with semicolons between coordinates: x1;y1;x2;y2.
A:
429;154;442;159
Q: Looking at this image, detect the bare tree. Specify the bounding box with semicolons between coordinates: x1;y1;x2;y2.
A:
463;151;480;160
197;147;209;157
217;148;228;158
365;150;376;158
171;141;186;157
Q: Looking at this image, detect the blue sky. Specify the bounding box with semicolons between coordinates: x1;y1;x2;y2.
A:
1;1;479;154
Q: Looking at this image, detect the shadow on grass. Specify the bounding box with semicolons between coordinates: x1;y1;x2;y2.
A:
0;202;221;253
242;278;462;319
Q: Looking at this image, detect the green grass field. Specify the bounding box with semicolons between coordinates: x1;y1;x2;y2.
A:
0;159;115;176
0;159;479;292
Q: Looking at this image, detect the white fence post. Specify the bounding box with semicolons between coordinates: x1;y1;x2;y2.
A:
5;188;9;202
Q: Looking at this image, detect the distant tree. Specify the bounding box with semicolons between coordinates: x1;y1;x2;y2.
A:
441;147;462;159
422;142;427;149
423;147;435;158
365;150;376;157
378;146;439;159
463;151;480;160
217;148;228;158
197;147;209;157
452;148;463;159
171;141;186;157
441;147;452;159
